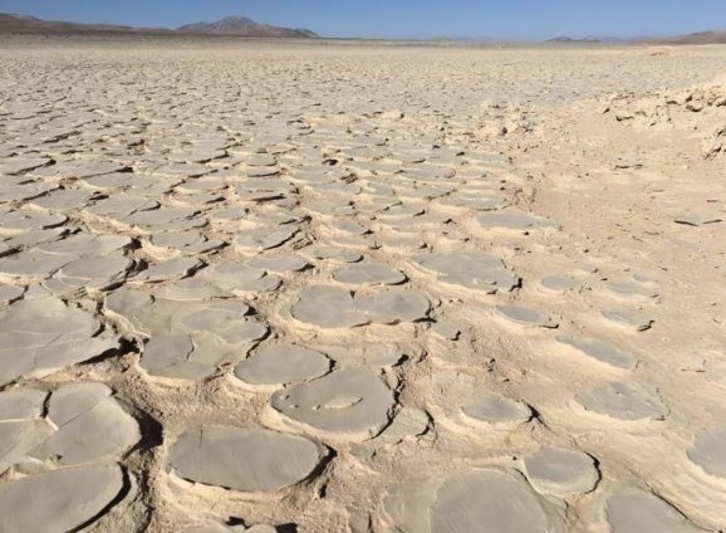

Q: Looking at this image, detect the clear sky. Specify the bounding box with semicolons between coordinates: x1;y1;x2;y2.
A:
1;0;725;40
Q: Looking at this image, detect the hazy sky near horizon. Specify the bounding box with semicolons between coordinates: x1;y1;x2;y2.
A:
2;0;725;39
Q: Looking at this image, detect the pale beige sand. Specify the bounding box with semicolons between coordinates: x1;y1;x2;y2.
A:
0;36;725;532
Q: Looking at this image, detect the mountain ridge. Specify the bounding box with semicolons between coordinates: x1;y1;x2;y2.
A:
547;31;726;45
0;12;318;38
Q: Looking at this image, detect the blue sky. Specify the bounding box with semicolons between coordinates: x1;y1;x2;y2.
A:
1;0;725;39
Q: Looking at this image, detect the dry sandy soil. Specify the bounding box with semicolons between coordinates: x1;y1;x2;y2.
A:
0;35;725;532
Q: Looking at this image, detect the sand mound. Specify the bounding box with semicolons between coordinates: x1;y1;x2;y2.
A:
601;80;726;158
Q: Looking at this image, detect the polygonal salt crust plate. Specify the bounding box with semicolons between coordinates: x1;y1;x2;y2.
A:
606;488;709;532
234;343;332;391
574;381;668;421
84;195;159;216
539;274;577;294
332;262;407;286
601;309;654;332
28;383;140;467
495;304;558;328
557;336;638;369
81;172;140;190
328;219;371;237
413;252;518;294
385;469;566;533
0;285;24;305
2;227;66;250
44;254;132;295
36;233;131;257
384;212;450;229
121;208;206;232
196;261;282;295
0;464;125;532
355;290;432;325
430;470;565;532
0;383;140;474
687;427;726;479
0;210;68;234
375;204;426;220
152;278;227;301
0;183;55;204
0;250;72;280
305;246;363;264
106;290;268;380
326;232;374;249
0;297;117;386
290;286;368;328
375;232;427;251
140;324;268;382
305;200;356;217
244;254;310;274
290;285;431;328
604;280;658;301
174;176;227;193
0;155;52;175
34;160;126;179
476;210;557;233
268;367;395;441
133;257;201;283
149;231;223;255
0;392;53;474
436;193;510;211
168;426;325;492
0;388;46;420
461;392;533;427
234;227;298;252
315;344;406;368
524;446;600;497
28;188;96;211
103;287;154;335
174;298;259;339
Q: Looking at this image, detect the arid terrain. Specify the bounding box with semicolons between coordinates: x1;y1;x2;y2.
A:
1;35;725;532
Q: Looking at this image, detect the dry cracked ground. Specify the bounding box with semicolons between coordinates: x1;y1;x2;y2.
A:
1;36;725;532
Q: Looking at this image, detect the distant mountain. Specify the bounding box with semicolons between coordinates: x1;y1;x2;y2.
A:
546;36;602;43
0;12;318;38
0;12;135;33
546;30;726;45
178;16;317;38
660;30;726;45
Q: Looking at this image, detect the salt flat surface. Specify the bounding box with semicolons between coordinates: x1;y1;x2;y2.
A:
0;36;725;531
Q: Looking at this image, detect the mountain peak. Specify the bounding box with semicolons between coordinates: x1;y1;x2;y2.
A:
177;15;317;38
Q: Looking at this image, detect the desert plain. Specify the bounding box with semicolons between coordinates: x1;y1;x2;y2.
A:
0;35;725;532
